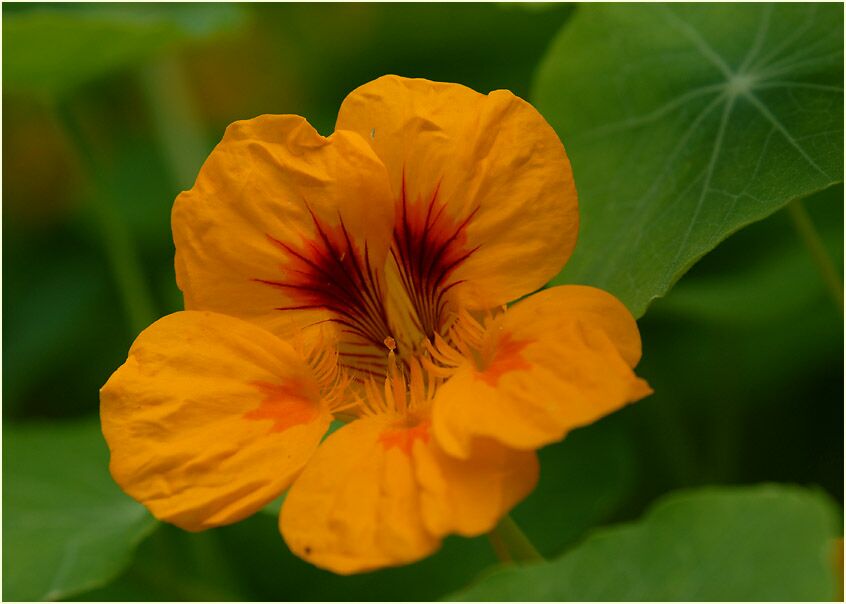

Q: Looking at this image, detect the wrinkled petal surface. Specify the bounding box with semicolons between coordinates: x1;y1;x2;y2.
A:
173;114;395;339
336;75;578;311
100;311;331;531
416;434;538;539
280;415;537;574
432;286;652;458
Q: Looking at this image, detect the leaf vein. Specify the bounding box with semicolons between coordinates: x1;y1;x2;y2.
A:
744;91;832;180
668;96;736;273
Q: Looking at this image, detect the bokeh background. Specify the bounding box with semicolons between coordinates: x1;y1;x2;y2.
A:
3;3;843;601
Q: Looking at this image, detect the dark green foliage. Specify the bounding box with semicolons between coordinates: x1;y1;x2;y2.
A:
450;486;841;601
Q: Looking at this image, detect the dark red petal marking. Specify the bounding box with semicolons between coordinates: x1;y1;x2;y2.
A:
392;172;479;339
256;176;479;384
255;207;391;376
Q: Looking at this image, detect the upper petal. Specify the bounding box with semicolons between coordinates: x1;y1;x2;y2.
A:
336;75;578;310
431;286;652;458
100;311;332;531
173;114;395;340
279;415;536;574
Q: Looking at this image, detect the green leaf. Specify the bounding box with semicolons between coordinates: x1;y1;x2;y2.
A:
3;4;244;99
3;419;157;601
630;186;843;489
652;187;843;325
534;3;843;317
449;485;842;601
78;513;500;602
70;525;248;602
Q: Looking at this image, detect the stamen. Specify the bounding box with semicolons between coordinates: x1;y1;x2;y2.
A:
424;334;462;367
362;378;384;418
418;307;492;382
329;397;362;414
387;350;407;414
351;340;437;418
454;308;486;349
408;357;426;412
419;354;456;378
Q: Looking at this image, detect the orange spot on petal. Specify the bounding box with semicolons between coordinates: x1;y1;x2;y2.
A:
478;334;532;387
244;381;318;433
379;420;431;455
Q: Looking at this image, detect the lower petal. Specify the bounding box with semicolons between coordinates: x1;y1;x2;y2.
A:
280;415;536;574
100;311;332;531
432;286;652;458
415;436;538;538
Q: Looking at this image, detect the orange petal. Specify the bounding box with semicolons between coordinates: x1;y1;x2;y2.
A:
336;75;578;310
173;114;395;342
100;311;332;531
432;286;652;458
280;416;537;574
415;435;538;539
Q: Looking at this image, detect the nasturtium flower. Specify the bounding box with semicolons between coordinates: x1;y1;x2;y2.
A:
100;76;651;574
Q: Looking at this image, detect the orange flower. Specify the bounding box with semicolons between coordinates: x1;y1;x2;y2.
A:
100;76;651;574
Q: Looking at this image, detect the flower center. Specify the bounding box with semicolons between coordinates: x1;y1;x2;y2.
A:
258;179;482;419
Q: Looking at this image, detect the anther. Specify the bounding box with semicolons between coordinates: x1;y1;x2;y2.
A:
384;336;397;351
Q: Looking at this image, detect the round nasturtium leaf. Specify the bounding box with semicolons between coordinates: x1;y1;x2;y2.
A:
534;3;843;318
449;485;842;601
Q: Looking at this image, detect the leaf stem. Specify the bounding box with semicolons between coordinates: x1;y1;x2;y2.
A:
56;102;157;334
786;198;843;313
487;514;544;564
138;56;209;190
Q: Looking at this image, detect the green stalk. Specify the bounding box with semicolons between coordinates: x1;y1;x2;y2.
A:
786;198;844;313
138;56;209;190
487;515;544;564
56;103;157;335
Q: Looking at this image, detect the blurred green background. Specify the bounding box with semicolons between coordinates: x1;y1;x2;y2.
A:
3;3;843;601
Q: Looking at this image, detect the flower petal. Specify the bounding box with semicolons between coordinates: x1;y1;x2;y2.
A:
415;435;538;539
280;416;536;574
432;286;652;458
336;75;578;310
100;311;332;531
173;114;395;340
279;417;437;573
